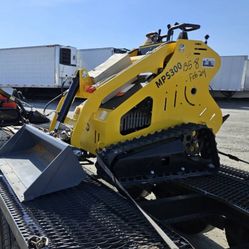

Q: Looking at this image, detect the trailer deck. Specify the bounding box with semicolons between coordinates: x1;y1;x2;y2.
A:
0;173;193;249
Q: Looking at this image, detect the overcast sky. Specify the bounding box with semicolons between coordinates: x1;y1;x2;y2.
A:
0;0;248;56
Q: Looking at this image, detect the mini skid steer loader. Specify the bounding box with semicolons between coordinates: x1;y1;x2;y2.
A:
49;22;222;183
1;23;249;249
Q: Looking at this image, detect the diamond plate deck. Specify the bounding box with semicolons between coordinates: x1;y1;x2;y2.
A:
177;165;249;215
0;174;193;249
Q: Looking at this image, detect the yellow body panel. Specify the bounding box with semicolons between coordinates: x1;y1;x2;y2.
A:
69;39;222;154
76;69;94;99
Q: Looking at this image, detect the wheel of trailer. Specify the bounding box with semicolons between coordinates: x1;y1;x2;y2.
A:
0;212;20;249
153;184;213;235
225;221;249;247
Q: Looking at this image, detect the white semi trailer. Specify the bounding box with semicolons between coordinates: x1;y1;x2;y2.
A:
211;55;249;97
0;45;77;89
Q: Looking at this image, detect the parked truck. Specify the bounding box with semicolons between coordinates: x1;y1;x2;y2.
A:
0;45;77;89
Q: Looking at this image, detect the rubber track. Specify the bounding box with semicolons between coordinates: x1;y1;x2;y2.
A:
0;175;193;249
100;123;206;166
98;123;218;184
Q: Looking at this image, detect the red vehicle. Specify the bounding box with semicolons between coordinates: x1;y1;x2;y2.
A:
0;88;49;126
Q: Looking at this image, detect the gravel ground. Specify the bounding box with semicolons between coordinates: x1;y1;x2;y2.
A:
19;98;249;249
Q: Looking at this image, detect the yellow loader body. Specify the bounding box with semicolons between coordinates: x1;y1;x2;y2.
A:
65;39;221;154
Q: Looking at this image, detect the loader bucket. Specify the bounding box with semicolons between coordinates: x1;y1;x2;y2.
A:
0;124;86;202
